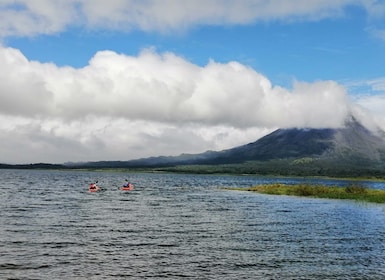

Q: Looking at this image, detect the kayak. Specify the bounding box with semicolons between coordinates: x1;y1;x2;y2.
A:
89;183;100;192
121;183;134;191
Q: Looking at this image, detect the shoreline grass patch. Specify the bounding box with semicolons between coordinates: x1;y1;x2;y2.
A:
231;183;385;204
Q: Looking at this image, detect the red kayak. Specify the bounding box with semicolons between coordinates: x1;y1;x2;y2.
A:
121;183;134;191
89;183;100;192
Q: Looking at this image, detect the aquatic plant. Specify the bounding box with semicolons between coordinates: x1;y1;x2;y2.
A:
231;183;385;204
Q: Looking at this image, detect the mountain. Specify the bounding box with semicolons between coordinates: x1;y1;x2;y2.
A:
64;116;385;178
203;116;385;164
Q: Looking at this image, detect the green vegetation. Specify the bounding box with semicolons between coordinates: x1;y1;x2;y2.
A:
154;159;385;180
231;183;385;204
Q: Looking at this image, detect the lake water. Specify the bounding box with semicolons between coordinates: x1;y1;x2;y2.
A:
1;169;385;279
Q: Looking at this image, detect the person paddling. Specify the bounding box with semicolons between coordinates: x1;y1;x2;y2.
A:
89;180;99;191
121;179;134;190
123;179;130;187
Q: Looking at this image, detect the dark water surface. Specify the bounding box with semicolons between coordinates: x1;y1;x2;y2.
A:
1;169;385;279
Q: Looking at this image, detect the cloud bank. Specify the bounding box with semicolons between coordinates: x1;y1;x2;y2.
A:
0;0;384;37
0;1;385;163
2;45;383;164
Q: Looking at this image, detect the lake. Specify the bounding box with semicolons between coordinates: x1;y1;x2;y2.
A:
1;169;385;279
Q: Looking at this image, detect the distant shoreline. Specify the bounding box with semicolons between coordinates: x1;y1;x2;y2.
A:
1;164;385;182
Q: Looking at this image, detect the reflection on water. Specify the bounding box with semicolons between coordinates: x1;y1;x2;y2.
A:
1;169;385;279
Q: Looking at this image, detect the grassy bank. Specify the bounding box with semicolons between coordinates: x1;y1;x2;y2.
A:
233;184;385;204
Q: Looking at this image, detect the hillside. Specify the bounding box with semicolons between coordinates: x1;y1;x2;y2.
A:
62;117;385;177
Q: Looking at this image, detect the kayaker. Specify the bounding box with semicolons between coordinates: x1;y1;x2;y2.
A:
89;181;98;189
123;179;130;187
121;180;134;191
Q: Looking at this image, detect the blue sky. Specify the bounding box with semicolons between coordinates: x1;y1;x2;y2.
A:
0;0;385;164
6;6;384;87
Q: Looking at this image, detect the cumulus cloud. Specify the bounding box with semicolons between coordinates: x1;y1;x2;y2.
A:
0;0;382;37
356;94;385;117
354;95;385;132
0;46;352;127
0;45;363;163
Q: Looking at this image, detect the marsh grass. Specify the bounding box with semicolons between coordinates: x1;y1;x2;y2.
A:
234;183;385;204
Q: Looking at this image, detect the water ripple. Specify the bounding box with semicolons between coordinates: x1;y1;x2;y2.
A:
1;170;385;279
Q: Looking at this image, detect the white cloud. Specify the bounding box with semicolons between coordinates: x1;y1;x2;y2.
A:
0;45;364;163
0;46;352;127
347;77;385;94
356;94;385;116
353;94;385;131
0;0;77;37
79;0;353;31
341;77;385;131
0;0;381;37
